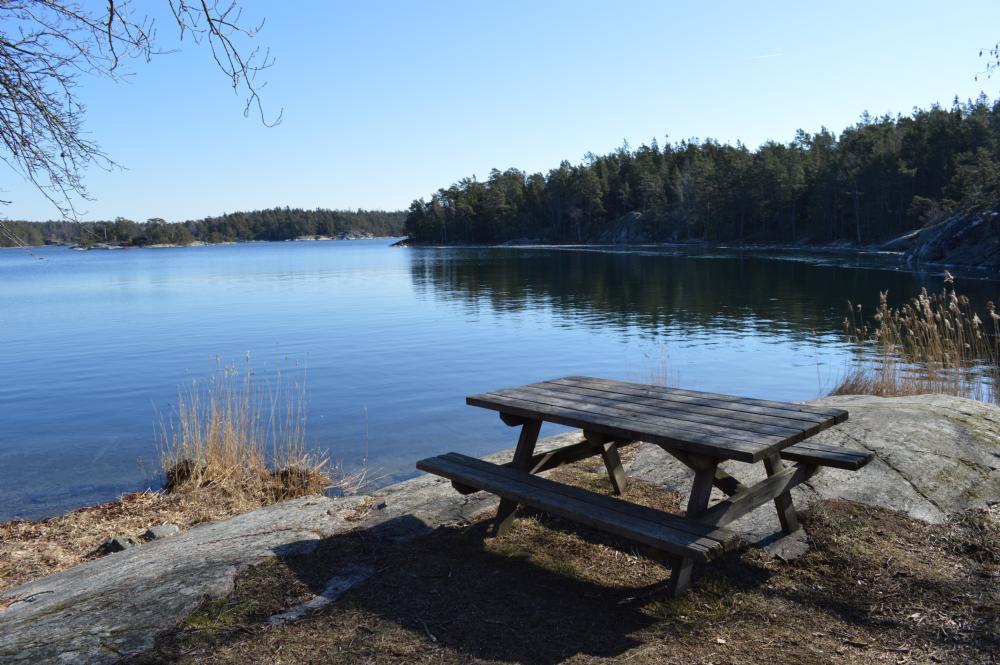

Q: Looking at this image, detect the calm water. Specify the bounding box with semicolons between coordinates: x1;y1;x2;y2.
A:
1;241;997;520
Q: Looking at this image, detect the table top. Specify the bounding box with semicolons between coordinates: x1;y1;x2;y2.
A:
467;376;848;463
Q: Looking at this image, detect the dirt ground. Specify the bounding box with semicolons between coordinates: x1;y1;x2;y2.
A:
130;464;1000;665
0;487;261;593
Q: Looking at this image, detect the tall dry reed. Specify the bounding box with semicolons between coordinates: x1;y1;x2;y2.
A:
832;272;1000;404
159;360;364;505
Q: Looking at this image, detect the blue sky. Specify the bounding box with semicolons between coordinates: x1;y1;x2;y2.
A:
5;0;1000;221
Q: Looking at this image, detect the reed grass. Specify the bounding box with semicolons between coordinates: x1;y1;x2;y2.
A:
160;360;365;505
832;272;1000;404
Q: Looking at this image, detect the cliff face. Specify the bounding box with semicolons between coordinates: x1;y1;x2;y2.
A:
885;204;1000;269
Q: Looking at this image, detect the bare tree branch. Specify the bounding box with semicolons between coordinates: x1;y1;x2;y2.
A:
0;0;280;222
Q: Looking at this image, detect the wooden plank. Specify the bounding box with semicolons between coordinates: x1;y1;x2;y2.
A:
551;376;848;424
532;382;828;435
558;375;849;420
666;556;694;598
779;442;873;470
443;452;735;545
472;390;782;450
417;454;732;560
663;447;747;496
420;452;738;552
489;387;778;446
669;455;718;598
453;439;635;494
584;431;627;495
685;462;718;518
508;438;638;475
493;418;542;537
467;392;766;462
451;480;479;495
764;454;800;534
698;462;814;527
510;384;806;438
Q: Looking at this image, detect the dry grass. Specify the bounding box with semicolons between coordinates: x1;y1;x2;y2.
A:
159;360;342;503
832;273;1000;404
1;360;365;593
0;486;256;592
132;460;1000;665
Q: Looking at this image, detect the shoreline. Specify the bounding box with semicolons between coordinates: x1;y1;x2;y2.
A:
2;395;998;663
1;236;402;251
395;237;999;272
7;235;993;272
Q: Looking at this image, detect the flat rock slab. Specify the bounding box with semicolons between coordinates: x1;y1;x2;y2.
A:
1;396;997;664
0;433;582;665
0;495;368;664
627;394;1000;543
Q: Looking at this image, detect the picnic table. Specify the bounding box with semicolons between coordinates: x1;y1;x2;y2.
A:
417;376;872;596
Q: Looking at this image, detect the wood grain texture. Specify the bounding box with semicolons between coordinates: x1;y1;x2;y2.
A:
417;453;738;560
467;376;848;462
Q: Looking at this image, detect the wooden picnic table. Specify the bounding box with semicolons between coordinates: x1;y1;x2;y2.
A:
418;376;870;596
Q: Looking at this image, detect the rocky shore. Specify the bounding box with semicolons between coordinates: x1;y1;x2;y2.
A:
1;394;997;664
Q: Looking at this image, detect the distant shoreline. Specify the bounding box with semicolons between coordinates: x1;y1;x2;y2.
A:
0;235;403;251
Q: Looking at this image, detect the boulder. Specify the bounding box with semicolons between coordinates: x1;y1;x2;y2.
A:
96;535;140;555
141;524;180;541
884;204;1000;268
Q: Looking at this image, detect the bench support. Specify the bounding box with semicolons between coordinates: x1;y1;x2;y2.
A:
584;430;628;495
764;453;801;534
668;454;719;597
491;416;542;537
664;449;746;496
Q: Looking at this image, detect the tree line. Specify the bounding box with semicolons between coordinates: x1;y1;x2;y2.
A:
1;208;406;248
404;95;1000;245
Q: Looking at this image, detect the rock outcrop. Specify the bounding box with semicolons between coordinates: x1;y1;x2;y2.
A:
628;394;999;543
594;211;651;244
883;204;1000;268
1;395;997;664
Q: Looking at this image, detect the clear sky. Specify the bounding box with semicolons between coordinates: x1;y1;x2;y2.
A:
5;0;1000;221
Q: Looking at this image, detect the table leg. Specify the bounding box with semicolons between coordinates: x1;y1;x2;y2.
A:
764;453;801;534
667;455;718;597
583;430;628;495
491;417;542;537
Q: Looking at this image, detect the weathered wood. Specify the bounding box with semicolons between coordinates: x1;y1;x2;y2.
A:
514;383;808;437
685;457;718;517
697;462;814;526
549;376;848;424
584;430;628;494
417;453;737;560
764;453;800;534
547;381;838;432
466;392;774;463
422;453;738;546
499;413;529;427
666;455;718;596
451;480;478;495
662;447;747;496
510;437;638;475
492;418;542;537
779;441;873;470
666;556;694;598
484;388;777;446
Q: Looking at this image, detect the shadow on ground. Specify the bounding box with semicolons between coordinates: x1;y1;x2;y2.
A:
132;472;1000;665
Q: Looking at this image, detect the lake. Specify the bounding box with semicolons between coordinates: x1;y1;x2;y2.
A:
1;240;996;521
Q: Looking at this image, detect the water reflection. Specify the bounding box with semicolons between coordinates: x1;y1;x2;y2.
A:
409;246;995;340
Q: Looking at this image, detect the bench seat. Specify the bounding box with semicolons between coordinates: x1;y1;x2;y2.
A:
416;452;739;562
779;441;873;470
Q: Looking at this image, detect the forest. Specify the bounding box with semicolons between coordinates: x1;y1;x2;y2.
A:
0;208;405;248
404;95;1000;245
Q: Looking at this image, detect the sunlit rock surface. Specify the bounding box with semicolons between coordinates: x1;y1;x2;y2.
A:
1;395;997;664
